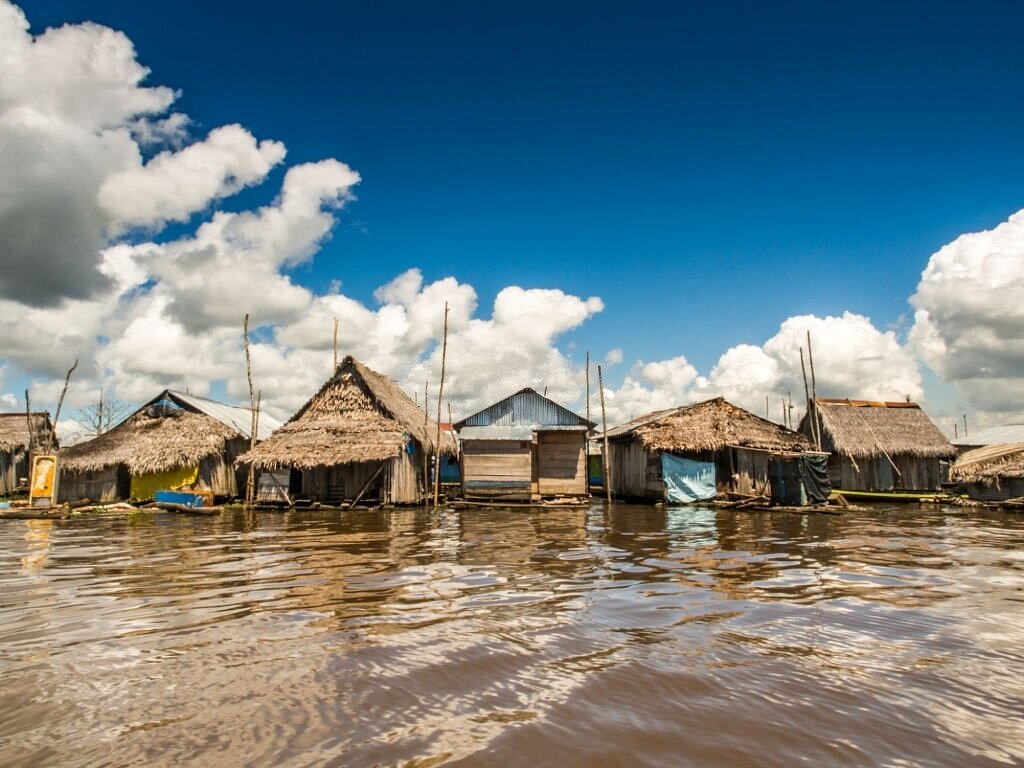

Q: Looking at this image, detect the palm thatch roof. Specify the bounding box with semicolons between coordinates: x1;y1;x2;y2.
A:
0;412;54;453
608;397;812;453
806;399;956;460
950;443;1024;484
238;356;456;470
59;407;241;475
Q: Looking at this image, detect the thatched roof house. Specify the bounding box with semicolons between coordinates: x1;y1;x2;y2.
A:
606;397;814;503
238;356;455;505
1;412;54;495
949;443;1024;502
800;398;955;491
59;391;278;503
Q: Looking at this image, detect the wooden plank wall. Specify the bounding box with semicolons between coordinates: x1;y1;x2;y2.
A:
58;467;122;503
609;440;662;499
536;432;586;496
388;450;421;504
462;439;532;499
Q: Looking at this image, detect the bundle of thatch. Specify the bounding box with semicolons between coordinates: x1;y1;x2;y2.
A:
0;413;54;452
610;397;811;453
239;356;455;470
60;409;240;475
811;399;955;459
950;443;1024;484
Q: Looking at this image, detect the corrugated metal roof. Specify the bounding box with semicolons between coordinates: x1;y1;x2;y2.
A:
459;425;534;441
159;391;282;441
456;388;593;429
952;424;1024;447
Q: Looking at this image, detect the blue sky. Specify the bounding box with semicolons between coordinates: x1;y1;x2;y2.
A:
4;0;1024;431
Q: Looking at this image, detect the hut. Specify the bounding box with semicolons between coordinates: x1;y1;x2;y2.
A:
455;388;593;501
951;424;1024;454
237;356;455;505
799;398;956;492
949;443;1024;502
58;391;278;503
0;412;55;495
606;397;814;503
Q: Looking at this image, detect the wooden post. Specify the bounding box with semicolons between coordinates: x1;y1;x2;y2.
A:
332;316;339;371
422;380;429;504
244;314;257;504
800;347;818;449
807;331;823;450
598;364;612;505
433;302;449;508
963;414;968;437
585;352;591;428
50;359;78;453
24;390;34;479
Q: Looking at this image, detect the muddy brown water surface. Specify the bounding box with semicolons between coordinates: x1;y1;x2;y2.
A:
1;504;1022;767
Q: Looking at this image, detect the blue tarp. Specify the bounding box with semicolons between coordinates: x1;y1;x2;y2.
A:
661;453;716;504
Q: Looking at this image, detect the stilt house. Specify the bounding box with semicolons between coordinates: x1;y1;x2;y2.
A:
1;412;55;495
237;356;455;505
799;398;955;491
455;388;593;501
58;391;277;503
606;397;813;503
949;443;1024;502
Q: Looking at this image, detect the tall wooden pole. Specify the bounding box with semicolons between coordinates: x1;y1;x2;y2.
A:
332;316;339;370
50;359;78;452
433;302;450;508
806;331;822;450
585;352;591;428
244;314;257;504
422;380;429;504
800;347;816;448
598;364;612;505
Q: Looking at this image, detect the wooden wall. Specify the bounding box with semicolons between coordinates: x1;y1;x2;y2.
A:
608;440;663;500
536;431;587;496
833;454;946;491
59;466;126;503
1;450;25;495
462;439;532;500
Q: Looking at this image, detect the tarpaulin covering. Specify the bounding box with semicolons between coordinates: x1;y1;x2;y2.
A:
130;465;198;501
661;453;716;504
799;453;831;504
769;454;831;506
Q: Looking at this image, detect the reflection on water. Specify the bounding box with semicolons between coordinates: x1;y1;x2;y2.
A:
0;504;1022;767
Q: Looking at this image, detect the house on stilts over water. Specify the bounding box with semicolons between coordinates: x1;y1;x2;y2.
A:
605;397;818;504
58;391;279;504
949;442;1024;502
237;356;456;506
455;388;594;502
799;398;955;492
1;412;55;496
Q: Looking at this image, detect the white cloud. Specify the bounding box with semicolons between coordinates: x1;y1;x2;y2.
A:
99;124;287;230
605;348;623;365
910;209;1024;421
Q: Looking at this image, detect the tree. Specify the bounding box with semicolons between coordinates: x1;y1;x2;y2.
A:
74;388;131;438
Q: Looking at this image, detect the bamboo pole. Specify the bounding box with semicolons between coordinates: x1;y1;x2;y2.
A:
807;331;822;450
598;364;611;504
50;359;78;452
332;316;339;371
433;302;449;508
800;347;817;448
24;390;34;476
244;314;257;504
422;380;429;504
585;351;591;428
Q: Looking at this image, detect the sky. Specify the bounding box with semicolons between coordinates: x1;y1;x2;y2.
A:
2;0;1024;441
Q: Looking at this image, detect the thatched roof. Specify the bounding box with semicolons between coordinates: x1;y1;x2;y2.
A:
238;356;456;470
59;407;241;475
950;443;1024;484
0;412;54;453
608;397;812;453
806;399;956;460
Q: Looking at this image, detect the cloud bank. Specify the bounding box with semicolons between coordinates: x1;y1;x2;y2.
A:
1;0;1023;441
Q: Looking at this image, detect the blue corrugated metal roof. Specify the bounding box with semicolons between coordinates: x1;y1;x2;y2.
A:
456;388;593;429
157;391;282;441
459;425;535;441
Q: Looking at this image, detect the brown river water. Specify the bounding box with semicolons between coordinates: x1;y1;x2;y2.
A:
1;503;1022;767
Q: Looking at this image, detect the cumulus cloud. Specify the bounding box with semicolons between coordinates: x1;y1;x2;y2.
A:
910;209;1024;420
600;312;923;426
99;124;287;230
0;0;284;306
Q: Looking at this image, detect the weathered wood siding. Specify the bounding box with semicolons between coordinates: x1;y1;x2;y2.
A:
536;431;587;496
1;450;27;495
964;476;1024;502
833;454;945;491
196;454;239;497
462;439;532;499
729;449;771;496
303;461;387;504
609;440;663;500
59;466;126;503
387;449;421;504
